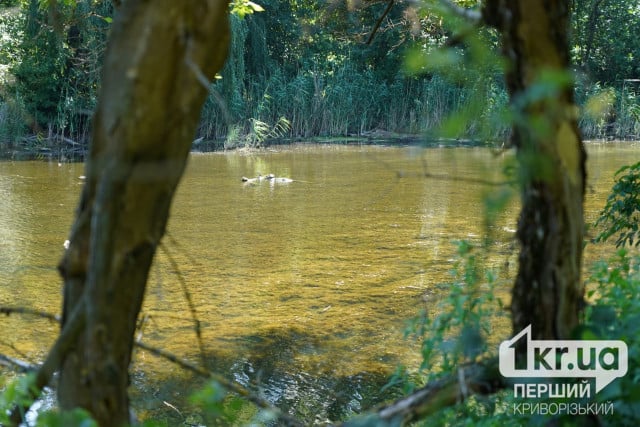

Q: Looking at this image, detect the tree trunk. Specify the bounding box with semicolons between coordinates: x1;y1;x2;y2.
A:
56;1;229;425
483;0;587;343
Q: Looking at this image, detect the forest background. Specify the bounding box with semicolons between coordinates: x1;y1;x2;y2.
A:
0;0;639;157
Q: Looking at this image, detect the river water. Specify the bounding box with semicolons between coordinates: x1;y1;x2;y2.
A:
0;142;637;423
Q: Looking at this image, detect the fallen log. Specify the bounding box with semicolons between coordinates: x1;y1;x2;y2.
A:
341;358;504;426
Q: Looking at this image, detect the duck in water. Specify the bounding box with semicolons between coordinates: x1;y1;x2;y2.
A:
241;174;268;184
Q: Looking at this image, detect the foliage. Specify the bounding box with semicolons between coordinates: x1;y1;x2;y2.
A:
0;373;37;425
2;0;639;151
230;0;264;18
583;250;640;426
247;116;291;147
393;244;640;427
0;94;28;149
380;240;518;426
35;409;97;427
0;0;111;153
397;241;505;388
189;380;276;426
402;1;509;143
572;0;640;84
199;0;510;144
594;162;640;247
576;80;640;140
11;9;66;128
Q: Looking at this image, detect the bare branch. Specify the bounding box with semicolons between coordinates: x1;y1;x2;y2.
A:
0;306;61;323
367;0;395;45
366;151;516;187
0;354;39;373
160;241;207;368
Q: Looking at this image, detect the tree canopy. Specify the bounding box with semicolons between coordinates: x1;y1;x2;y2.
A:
1;0;638;154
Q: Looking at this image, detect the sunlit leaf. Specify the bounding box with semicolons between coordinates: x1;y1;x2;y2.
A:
246;1;264;12
584;88;616;120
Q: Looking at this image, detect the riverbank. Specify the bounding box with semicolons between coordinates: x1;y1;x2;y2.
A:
0;134;467;161
4;133;638;162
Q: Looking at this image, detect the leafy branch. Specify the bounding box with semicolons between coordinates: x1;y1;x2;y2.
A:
594;162;640;247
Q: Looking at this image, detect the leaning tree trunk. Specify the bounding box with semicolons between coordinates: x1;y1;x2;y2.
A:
56;1;229;425
483;0;587;343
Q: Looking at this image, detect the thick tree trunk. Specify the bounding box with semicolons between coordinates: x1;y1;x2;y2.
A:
483;0;587;342
56;1;229;425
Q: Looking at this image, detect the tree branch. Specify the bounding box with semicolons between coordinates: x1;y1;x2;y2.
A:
0;354;39;373
160;242;207;367
340;358;504;426
0;306;61;323
367;0;395;45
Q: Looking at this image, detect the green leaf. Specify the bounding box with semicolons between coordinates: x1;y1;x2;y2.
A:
36;408;97;427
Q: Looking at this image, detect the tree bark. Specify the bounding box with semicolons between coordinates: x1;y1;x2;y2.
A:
56;1;229;425
483;0;587;343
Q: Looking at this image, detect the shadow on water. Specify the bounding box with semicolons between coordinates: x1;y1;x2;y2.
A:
131;326;404;425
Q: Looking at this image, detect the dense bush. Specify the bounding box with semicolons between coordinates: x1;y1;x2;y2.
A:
594;162;640;247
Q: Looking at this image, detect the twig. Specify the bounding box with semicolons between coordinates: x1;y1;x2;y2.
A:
0;306;61;323
162;400;183;419
1;341;31;365
184;37;211;91
416;170;515;187
160;241;207;368
367;0;395;45
0;354;39;373
366;152;515;187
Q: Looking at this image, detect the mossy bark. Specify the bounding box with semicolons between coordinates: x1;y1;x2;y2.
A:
484;0;587;342
56;1;229;425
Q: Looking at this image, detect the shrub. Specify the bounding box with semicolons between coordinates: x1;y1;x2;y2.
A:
594;162;640;247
